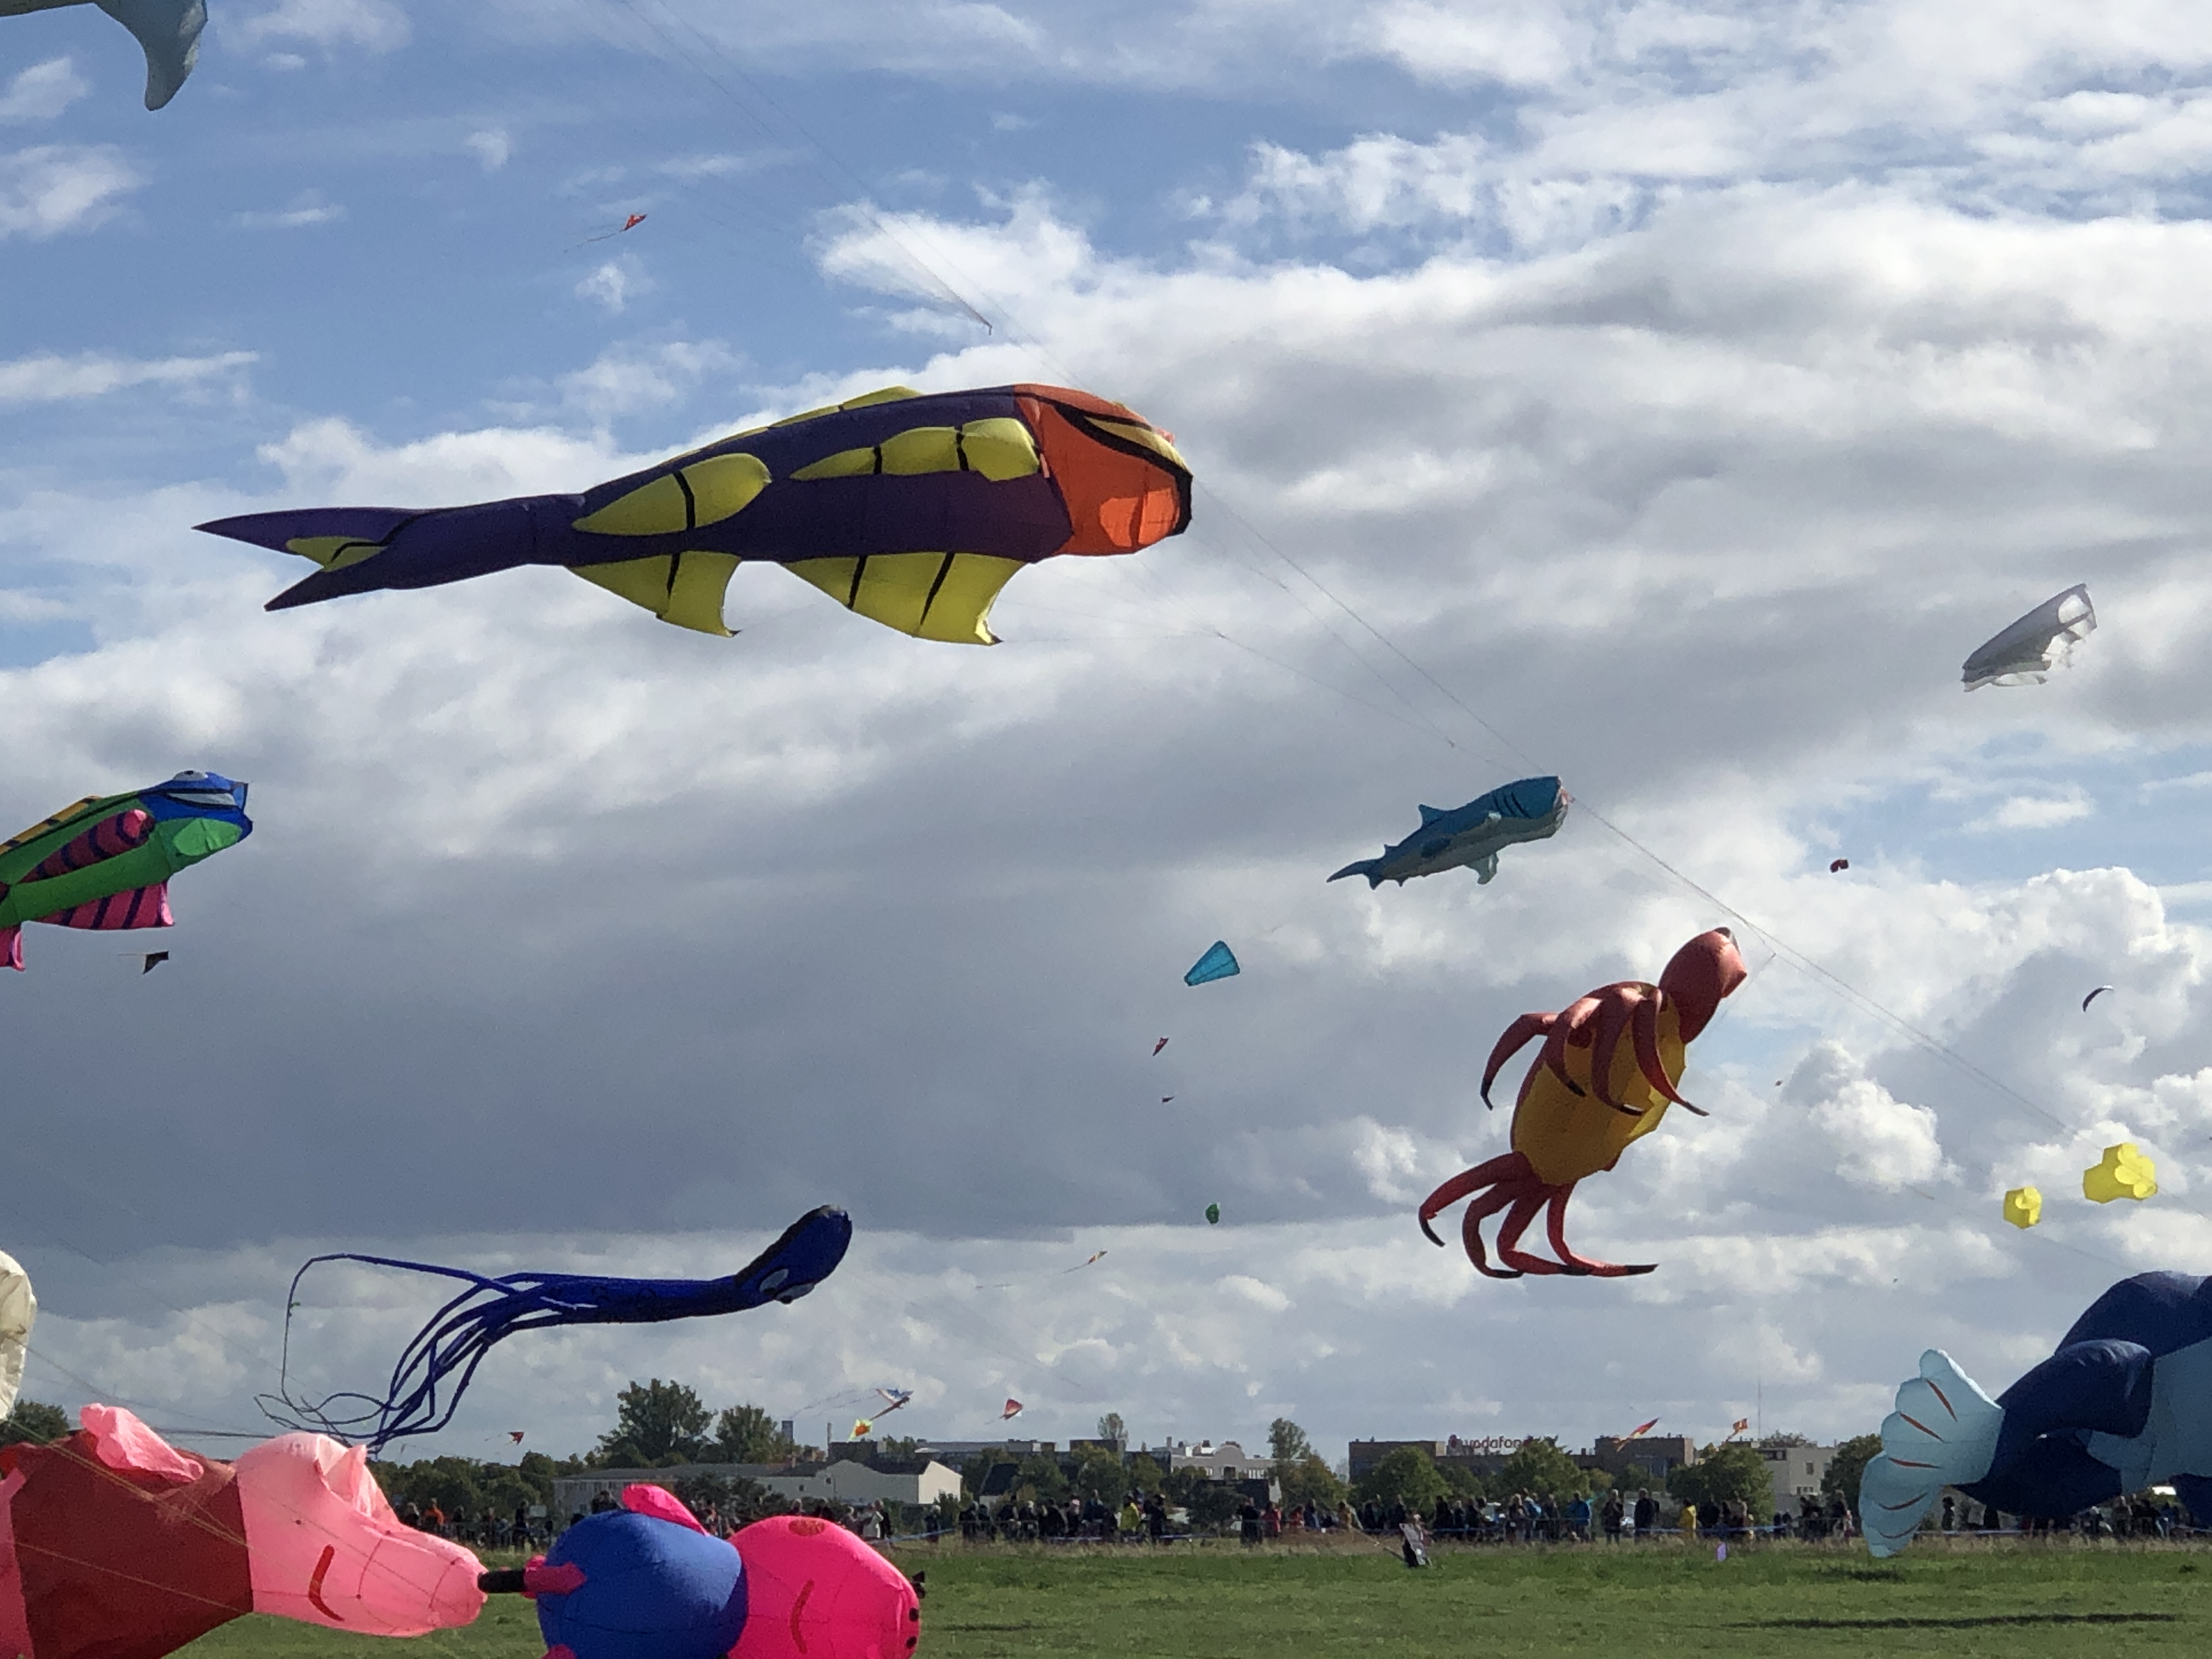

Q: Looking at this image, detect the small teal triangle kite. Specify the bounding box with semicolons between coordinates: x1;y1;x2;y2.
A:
1184;940;1239;986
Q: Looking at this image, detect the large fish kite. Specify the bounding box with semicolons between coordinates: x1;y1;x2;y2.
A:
0;771;251;971
2;0;204;109
1962;584;2095;690
198;384;1193;646
1329;776;1568;889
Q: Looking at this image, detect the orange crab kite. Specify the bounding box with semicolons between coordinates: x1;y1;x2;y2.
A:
1419;927;1746;1278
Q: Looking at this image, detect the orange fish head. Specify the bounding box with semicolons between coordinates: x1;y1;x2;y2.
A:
1658;928;1746;1041
1014;385;1192;555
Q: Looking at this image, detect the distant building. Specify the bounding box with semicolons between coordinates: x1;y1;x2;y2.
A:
1591;1435;1699;1485
913;1438;1055;1463
551;1458;960;1520
1163;1440;1276;1482
1759;1443;1837;1515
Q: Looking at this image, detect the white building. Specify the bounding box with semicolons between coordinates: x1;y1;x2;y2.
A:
552;1459;960;1520
1162;1440;1276;1482
1760;1443;1837;1515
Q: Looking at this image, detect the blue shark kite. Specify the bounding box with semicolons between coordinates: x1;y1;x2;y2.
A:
1860;1271;2212;1553
261;1206;853;1454
2;0;204;109
0;771;250;971
1328;777;1569;889
198;385;1192;646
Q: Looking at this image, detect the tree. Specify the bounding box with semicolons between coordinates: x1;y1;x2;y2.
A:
1496;1437;1590;1499
1352;1445;1447;1512
961;1449;1014;1498
1668;1443;1771;1515
1069;1444;1127;1501
1268;1418;1313;1465
673;1469;791;1527
713;1403;793;1465
1014;1452;1068;1504
0;1400;67;1448
1096;1412;1127;1451
1279;1452;1346;1511
1759;1431;1813;1448
595;1379;712;1466
1438;1460;1491;1502
1822;1434;1884;1513
1126;1452;1165;1492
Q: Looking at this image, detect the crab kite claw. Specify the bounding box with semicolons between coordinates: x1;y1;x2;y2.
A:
1481;1013;1555;1108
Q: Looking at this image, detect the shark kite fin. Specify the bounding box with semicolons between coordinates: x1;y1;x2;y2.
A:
571;552;741;636
783;552;1022;645
95;0;205;111
1474;854;1499;883
1326;858;1383;888
1417;805;1446;825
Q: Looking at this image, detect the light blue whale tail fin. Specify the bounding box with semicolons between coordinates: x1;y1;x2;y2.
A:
95;0;204;110
1327;857;1383;888
1860;1349;2002;1557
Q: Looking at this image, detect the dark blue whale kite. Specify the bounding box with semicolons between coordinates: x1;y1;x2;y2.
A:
198;385;1191;646
1329;776;1569;889
261;1207;852;1453
1861;1271;2212;1552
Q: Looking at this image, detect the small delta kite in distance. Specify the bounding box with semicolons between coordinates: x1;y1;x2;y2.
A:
1962;584;2095;690
1001;1398;1024;1421
2083;985;2114;1011
854;1385;915;1435
199;384;1192;646
138;950;170;973
583;212;647;243
1184;941;1239;985
3;0;203;108
261;1207;851;1453
509;1431;526;1444
1420;928;1747;1278
1153;1036;1169;1056
0;771;251;972
1330;776;1568;888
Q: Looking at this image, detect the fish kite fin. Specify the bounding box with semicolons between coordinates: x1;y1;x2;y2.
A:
783;552;1023;644
1474;854;1499;883
1861;1349;2004;1557
0;798;104;860
197;507;422;563
1327;857;1383;888
1417;805;1446;825
37;883;173;932
571;552;741;636
95;0;205;110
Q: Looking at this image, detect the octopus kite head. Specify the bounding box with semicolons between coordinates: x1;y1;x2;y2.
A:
1657;927;1746;1041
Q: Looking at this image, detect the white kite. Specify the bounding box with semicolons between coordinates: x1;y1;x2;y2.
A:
1962;585;2096;691
0;1250;33;1421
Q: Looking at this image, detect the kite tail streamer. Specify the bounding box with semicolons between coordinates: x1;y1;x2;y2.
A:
258;1206;851;1453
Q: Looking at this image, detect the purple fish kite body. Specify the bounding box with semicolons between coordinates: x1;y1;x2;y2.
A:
198;385;1191;645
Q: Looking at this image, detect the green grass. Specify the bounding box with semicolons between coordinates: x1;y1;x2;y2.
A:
180;1539;2212;1659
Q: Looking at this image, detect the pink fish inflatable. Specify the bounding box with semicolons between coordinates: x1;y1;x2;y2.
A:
0;1406;483;1659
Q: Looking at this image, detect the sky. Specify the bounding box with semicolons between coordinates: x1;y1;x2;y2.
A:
13;0;2212;1471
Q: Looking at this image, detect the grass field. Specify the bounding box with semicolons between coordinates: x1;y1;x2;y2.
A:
179;1538;2212;1659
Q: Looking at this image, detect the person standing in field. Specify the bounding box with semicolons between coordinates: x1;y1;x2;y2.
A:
1602;1489;1624;1542
1633;1490;1656;1538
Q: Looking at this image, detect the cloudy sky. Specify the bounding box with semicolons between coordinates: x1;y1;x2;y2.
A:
11;0;2212;1470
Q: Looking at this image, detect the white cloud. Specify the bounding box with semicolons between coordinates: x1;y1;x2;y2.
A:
0;350;256;406
550;339;743;424
233;191;344;229
231;0;411;55
0;58;89;125
1785;1043;1959;1192
1970;788;2095;831
0;145;138;240
465;128;511;172
575;259;640;314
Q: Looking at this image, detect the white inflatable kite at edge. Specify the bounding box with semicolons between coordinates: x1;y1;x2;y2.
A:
0;1250;33;1420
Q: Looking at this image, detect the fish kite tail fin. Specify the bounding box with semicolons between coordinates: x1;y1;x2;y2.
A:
1860;1349;2003;1557
95;0;206;110
198;506;455;612
1327;857;1384;888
